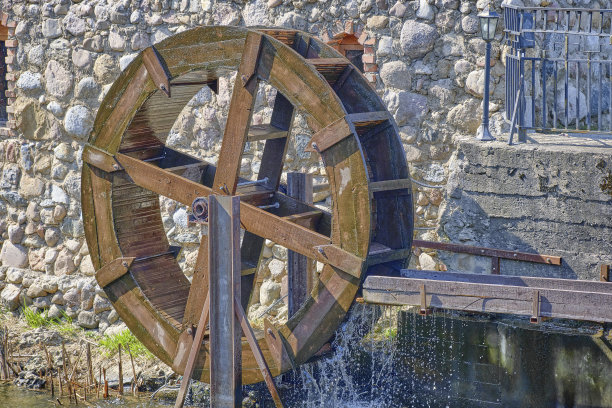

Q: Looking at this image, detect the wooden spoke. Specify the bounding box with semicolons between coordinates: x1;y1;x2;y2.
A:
213;32;263;195
183;236;209;327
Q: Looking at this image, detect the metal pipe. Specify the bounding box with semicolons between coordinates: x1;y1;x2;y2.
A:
476;41;495;141
237;177;269;187
258;202;279;210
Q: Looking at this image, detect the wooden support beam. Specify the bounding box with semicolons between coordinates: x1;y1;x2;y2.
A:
208;195;242;408
287;173;314;316
234;297;285;408
601;265;610;282
95;257;135;288
305;116;353;153
174;296;210;408
213;32;262;195
82;145;122;173
142;46;171;97
363;272;612;323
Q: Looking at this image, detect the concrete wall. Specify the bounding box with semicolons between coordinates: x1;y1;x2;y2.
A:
439;135;612;279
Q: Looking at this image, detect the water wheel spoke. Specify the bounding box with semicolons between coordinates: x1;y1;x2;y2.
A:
213;32;263;195
115;152;209;205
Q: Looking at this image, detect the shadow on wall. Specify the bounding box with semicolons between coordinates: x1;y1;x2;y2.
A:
437;190;579;280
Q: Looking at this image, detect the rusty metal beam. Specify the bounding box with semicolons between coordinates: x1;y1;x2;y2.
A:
412;240;562;266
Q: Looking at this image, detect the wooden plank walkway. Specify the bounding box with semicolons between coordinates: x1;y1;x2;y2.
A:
362;270;612;323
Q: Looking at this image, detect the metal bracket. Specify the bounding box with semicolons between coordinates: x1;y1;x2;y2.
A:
419;284;432;316
530;289;541;324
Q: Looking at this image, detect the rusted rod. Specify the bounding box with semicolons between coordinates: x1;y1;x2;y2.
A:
412;240;562;266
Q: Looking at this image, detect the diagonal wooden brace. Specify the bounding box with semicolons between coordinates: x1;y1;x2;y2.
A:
95;257;135;288
143;46;171;97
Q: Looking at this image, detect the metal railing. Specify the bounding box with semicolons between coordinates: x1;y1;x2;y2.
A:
504;5;612;143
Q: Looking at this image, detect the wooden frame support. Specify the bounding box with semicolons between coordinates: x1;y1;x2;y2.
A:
419;284;432;316
142;46;171;97
530;290;541;324
208;195;242;408
287;172;314;316
95;257;135;288
363;271;612;323
175;195;284;408
601;265;610;282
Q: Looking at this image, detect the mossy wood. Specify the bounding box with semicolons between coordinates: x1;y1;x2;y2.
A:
81;26;414;384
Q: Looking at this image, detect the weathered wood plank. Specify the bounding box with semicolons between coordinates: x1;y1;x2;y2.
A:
213;32;262;195
82;145;122;173
96;257;135;288
182;236;209;327
287;173;314;316
208;195;241;408
234;298;285;408
363;275;612;322
369;178;412;193
399;269;612;294
174;296;209;408
246;124;288;142
142;46;171;97
305;116;353;153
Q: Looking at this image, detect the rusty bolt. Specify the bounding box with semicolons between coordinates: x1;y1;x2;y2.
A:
187;327;193;336
122;261;128;267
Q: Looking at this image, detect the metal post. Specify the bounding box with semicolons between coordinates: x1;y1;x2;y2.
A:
477;41;495;141
209;195;242;408
287;172;314;316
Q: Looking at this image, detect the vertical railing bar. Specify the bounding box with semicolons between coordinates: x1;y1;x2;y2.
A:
587;53;591;131
553;60;558;128
542;54;547;128
565;11;569;129
609;62;611;132
599;61;602;131
532;59;536;127
576;60;580;131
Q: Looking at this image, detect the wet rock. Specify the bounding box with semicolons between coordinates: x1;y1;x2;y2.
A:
14;371;46;389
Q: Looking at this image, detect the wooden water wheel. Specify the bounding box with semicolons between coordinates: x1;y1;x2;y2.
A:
81;26;413;384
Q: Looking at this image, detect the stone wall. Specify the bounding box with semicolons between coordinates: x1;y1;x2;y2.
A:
0;0;608;329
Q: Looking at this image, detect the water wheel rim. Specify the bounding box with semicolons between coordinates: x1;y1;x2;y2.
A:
81;26;413;384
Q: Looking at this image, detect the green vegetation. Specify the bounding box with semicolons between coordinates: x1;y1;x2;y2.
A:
99;329;154;360
20;303;81;335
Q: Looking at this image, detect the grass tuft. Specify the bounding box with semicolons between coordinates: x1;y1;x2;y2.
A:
99;329;154;359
